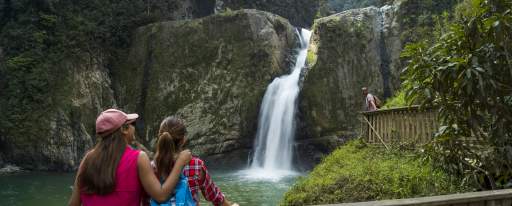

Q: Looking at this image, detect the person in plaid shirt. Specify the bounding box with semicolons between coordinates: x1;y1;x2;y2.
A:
154;116;238;206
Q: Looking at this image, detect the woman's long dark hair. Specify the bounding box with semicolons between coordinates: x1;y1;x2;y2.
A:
155;116;187;179
78;125;128;195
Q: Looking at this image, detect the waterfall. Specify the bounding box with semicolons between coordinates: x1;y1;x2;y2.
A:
248;28;311;177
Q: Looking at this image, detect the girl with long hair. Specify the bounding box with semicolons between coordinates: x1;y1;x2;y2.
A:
68;109;191;206
154;116;238;206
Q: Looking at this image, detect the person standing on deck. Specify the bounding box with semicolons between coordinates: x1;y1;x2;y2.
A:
363;87;378;111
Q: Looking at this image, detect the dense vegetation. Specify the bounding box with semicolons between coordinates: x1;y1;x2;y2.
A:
401;0;512;189
0;0;184;147
281;140;469;205
284;0;511;204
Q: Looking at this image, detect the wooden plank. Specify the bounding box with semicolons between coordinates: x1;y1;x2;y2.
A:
369;115;373;143
360;114;364;140
468;201;485;206
379;113;388;144
501;198;512;206
362;115;389;150
360;107;439;147
405;112;410;142
428;111;433;140
372;115;377;144
361;114;371;143
420;112;428;144
316;189;512;206
379;113;388;143
412;111;416;143
384;114;388;143
385;114;389;143
376;114;381;144
374;115;378;144
419;112;425;144
400;111;404;142
391;112;400;141
393;111;398;142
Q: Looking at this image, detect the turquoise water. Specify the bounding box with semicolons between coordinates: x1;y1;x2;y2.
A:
0;172;74;205
0;170;299;206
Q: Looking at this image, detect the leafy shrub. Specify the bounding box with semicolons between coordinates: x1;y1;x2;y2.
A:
401;0;512;189
382;90;407;109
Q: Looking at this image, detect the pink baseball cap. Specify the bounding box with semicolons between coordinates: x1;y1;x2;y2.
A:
95;109;139;137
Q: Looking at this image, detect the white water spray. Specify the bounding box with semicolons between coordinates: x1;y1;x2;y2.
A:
241;28;311;181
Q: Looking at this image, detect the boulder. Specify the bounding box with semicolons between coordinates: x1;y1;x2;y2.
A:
115;9;299;168
296;5;401;167
0;54;115;171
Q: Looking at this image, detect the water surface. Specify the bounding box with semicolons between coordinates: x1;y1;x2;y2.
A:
0;170;299;206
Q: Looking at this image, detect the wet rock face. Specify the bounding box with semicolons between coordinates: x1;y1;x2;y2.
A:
296;5;402;166
116;9;298;168
216;0;319;28
0;55;115;171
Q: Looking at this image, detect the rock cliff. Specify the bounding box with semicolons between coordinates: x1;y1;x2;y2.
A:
114;9;298;168
296;5;401;168
296;0;459;167
0;0;459;171
0;54;115;171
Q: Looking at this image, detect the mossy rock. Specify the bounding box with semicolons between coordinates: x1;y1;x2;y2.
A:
299;6;401;141
115;9;299;167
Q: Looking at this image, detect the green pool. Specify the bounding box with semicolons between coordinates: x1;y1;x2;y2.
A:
0;170;300;206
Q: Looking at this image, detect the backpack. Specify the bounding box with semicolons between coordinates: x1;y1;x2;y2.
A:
150;173;196;206
373;94;382;108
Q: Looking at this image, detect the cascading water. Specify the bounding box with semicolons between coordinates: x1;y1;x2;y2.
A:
241;28;311;181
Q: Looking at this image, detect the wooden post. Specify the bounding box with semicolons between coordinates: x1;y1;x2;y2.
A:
363;115;390;150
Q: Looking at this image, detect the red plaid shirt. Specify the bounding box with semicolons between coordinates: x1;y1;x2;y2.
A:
183;157;225;206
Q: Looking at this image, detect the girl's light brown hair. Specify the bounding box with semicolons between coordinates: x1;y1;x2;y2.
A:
78;124;129;195
155;116;187;179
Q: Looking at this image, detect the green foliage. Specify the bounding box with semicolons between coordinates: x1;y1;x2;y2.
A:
401;0;512;189
396;0;462;44
382;90;408;108
281;140;469;205
306;49;317;66
0;0;170;146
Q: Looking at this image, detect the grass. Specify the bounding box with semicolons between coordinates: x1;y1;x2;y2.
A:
281;140;470;205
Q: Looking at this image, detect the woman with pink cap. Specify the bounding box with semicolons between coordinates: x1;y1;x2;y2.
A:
68;109;191;206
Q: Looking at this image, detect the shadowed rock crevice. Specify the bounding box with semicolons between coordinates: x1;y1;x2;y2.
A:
377;6;394;99
135;32;156;140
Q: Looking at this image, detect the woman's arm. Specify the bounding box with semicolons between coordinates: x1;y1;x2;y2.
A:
68;152;90;206
138;150;191;202
198;161;237;206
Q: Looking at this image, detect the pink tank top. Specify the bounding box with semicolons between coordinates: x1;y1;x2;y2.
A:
80;146;142;206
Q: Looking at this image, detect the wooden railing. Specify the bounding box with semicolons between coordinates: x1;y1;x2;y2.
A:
316;189;512;206
360;106;438;148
